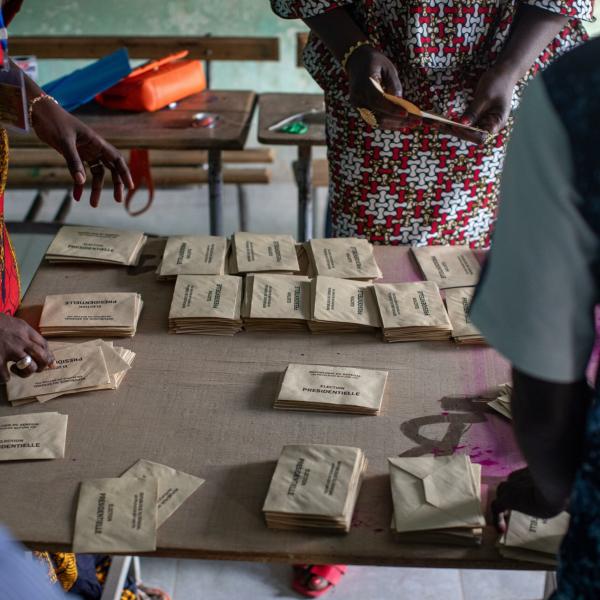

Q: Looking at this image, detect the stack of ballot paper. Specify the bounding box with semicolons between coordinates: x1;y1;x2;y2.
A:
39;292;143;338
306;238;382;280
309;276;380;334
242;274;311;331
445;287;485;344
411;245;480;289
274;363;388;415
45;225;147;266
229;232;300;274
6;339;135;406
263;444;367;532
488;383;512;419
389;455;486;546
0;412;68;460
156;235;229;280
498;510;569;566
373;281;452;342
73;459;204;553
168;274;243;335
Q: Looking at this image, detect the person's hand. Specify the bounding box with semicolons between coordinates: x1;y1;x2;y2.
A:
460;66;518;144
31;98;134;207
345;45;421;130
0;313;55;382
492;468;566;533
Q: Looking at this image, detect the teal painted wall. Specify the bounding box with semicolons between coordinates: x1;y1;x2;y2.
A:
8;0;320;92
7;1;600;90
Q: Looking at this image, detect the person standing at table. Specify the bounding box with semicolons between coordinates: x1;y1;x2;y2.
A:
271;0;592;249
470;37;600;598
0;0;133;380
271;0;593;596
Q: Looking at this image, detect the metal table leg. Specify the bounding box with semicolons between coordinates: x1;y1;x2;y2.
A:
295;145;313;242
208;148;224;236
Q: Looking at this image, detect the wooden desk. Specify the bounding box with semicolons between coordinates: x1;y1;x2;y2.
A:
258;93;325;242
10;91;257;236
0;242;533;569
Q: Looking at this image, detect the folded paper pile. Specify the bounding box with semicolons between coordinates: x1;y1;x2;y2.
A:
45;225;147;266
0;412;68;461
40;292;143;338
411;246;480;289
157;235;229;280
306;238;382;280
374;281;452;342
488;383;512;419
309;276;380;334
242;274;311;332
168;274;243;335
274;363;388;415
6;339;135;406
73;459;204;553
445;287;485;344
229;232;300;274
263;444;367;532
498;510;569;566
389;455;485;546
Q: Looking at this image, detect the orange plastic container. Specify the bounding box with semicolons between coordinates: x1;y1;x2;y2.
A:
96;50;206;112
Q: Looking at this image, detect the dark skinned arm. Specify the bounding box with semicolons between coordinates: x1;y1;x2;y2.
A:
492;368;592;531
462;5;569;141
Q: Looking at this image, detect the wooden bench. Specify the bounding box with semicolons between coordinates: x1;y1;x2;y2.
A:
9;36;279;229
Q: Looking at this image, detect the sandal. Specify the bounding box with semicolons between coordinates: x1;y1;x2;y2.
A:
292;564;348;598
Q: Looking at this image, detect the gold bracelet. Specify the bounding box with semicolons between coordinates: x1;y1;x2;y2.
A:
28;93;59;124
341;40;371;72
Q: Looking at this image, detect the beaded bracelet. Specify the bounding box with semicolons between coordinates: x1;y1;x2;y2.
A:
28;93;59;124
341;40;372;72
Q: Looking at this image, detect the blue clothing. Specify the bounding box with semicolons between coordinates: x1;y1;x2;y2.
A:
0;527;67;600
471;37;600;598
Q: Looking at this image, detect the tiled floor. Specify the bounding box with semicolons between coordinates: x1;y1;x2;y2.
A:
6;143;548;600
138;558;546;600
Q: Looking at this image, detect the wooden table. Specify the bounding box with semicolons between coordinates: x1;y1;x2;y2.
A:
0;241;536;569
258;93;325;242
10;91;257;236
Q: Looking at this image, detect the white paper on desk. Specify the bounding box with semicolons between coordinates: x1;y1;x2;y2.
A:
503;510;569;556
121;459;205;526
388;455;485;533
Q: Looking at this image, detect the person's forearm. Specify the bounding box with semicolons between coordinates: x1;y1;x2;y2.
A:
303;7;368;64
511;368;591;512
495;5;569;82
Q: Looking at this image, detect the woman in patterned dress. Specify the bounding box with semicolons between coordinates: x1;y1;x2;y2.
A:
271;0;593;595
272;0;593;249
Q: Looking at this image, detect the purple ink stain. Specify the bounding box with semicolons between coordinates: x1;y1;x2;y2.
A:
472;458;499;467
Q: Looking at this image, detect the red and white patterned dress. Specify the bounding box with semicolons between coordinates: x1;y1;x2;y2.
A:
271;0;593;247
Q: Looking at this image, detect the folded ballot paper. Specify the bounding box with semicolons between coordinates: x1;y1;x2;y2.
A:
445;287;485;344
275;363;388;415
306;238;382;280
488;383;512;419
242;274;311;331
309;276;380;334
411;246;480;289
389;455;485;546
168;274;243;335
263;444;367;532
6;339;135;406
0;412;68;461
73;459;205;553
156;235;229;280
45;225;147;266
373;281;452;342
498;510;570;566
230;232;300;274
39;292;143;338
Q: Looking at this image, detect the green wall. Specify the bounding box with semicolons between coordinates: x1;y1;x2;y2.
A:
8;0;600;90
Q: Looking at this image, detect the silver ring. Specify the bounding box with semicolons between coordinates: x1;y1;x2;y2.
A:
15;355;33;370
88;161;103;170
